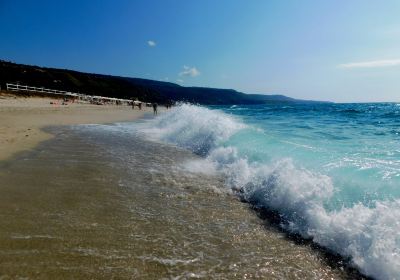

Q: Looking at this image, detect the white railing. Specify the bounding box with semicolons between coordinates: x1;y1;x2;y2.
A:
6;83;81;97
6;84;81;96
5;83;133;104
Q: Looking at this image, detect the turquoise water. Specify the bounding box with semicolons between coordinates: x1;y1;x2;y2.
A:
137;103;400;280
222;103;400;208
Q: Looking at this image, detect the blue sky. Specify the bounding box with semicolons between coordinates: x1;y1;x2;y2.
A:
1;0;400;102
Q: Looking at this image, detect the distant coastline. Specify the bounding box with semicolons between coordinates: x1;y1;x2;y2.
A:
0;60;330;105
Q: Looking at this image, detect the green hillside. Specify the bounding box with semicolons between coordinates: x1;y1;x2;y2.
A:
0;60;319;104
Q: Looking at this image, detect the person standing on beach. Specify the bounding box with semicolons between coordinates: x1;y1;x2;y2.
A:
152;103;158;115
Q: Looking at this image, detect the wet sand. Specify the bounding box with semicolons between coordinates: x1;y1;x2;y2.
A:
0;123;365;279
0;93;152;161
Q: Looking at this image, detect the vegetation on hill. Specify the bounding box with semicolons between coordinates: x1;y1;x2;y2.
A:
0;60;321;104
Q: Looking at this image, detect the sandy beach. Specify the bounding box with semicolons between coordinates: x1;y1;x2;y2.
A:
0;112;358;279
0;92;152;161
0;93;368;279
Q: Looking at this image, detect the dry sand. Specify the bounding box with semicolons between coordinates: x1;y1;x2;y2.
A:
0;92;152;161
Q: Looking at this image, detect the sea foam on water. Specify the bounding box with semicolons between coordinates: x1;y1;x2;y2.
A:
139;103;400;280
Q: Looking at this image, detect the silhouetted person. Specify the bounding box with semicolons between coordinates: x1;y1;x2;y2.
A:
152;103;158;115
138;102;142;110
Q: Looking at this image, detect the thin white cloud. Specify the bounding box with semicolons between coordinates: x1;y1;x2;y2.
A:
176;79;184;83
179;65;200;77
147;40;156;47
338;59;400;69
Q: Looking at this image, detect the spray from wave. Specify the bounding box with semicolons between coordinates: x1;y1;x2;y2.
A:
140;104;400;280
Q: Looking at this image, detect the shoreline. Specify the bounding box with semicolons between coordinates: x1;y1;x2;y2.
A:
0;121;358;279
0;93;153;161
0;99;371;279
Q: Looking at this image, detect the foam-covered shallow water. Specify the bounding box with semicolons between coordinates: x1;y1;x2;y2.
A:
0;122;361;279
133;103;400;280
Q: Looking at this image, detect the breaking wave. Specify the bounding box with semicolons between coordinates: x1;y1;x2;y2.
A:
140;104;400;280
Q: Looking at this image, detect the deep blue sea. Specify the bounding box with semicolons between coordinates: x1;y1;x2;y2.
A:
137;103;400;279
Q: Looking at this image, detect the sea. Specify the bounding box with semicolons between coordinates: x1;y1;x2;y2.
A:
134;102;400;279
1;102;399;279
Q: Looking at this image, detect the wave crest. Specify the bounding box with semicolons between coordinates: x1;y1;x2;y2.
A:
141;104;244;156
141;104;400;279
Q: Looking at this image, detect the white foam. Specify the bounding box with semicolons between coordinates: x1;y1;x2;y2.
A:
140;104;400;279
140;103;245;155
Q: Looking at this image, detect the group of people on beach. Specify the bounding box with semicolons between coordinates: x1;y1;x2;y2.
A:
131;100;174;115
131;101;158;114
